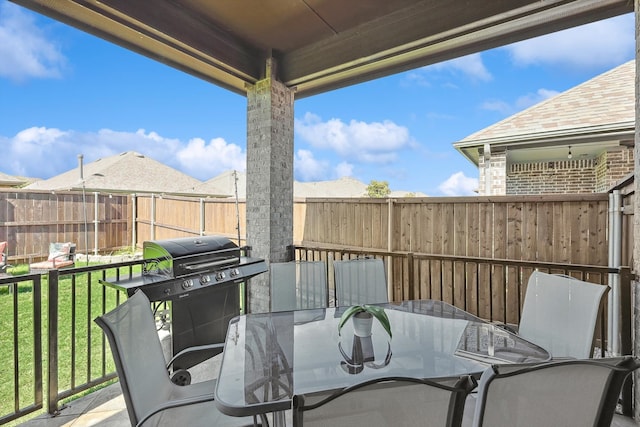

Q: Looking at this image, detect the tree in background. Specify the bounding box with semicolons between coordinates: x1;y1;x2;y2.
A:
366;180;391;198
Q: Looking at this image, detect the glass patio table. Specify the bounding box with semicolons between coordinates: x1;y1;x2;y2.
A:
214;300;550;420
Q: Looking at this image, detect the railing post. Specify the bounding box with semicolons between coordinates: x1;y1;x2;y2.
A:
33;275;43;415
619;266;633;415
47;270;60;415
407;252;414;301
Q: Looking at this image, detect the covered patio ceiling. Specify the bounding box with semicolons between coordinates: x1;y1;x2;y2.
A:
11;0;632;99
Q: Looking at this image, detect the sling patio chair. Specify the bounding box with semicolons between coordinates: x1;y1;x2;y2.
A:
94;290;259;427
333;257;388;306
29;242;77;274
509;270;610;359
469;356;640;427
270;260;328;311
0;241;9;275
292;375;477;427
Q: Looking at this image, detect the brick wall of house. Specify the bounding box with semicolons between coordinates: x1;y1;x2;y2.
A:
594;147;634;192
503;146;634;195
507;159;597;194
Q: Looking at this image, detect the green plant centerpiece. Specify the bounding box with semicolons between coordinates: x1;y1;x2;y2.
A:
338;304;392;338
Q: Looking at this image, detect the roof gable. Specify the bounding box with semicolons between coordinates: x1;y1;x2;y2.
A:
25;151;202;193
461;60;634;144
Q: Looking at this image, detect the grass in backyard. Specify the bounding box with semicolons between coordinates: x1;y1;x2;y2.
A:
0;262;142;425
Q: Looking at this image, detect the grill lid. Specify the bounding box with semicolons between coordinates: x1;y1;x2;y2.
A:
143;236;241;278
144;236;238;258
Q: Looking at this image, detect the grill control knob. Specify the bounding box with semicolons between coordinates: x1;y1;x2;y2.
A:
230;268;240;277
182;279;193;290
215;271;226;281
200;275;211;285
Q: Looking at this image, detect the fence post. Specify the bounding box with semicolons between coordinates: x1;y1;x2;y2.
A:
131;194;137;249
200;198;205;236
151;194;156;240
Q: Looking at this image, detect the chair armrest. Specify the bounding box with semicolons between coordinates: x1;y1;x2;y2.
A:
166;342;225;370
137;393;216;427
50;253;71;268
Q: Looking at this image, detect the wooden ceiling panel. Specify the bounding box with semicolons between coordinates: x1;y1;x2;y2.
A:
10;0;633;98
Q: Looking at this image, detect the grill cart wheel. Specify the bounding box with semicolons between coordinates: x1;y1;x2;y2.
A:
171;369;191;386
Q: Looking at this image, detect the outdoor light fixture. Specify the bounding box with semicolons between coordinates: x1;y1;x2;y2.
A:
568;146;572;159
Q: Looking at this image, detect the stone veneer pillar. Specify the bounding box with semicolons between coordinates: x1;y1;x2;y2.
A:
478;144;507;195
245;58;295;313
633;0;640;418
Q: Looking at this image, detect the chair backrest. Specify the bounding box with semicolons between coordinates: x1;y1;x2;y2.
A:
333;258;388;306
0;241;6;266
472;356;640;427
518;270;609;359
270;261;328;311
94;290;176;425
293;375;476;427
48;242;76;261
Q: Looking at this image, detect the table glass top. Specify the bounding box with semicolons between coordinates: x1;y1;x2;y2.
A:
215;300;549;416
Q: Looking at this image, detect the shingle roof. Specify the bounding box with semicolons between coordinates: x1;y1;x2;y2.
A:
0;172;27;187
460;60;634;144
182;170;426;198
24;151;202;194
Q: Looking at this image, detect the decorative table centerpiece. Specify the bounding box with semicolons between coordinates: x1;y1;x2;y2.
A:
337;304;392;338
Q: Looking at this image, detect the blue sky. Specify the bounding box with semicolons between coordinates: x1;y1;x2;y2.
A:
0;2;635;196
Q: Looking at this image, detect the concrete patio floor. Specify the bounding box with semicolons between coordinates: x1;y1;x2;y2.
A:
17;379;640;427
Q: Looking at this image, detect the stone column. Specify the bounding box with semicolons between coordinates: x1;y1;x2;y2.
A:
633;0;640;419
245;58;295;313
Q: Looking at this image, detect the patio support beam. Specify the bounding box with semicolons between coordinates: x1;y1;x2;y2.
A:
245;58;295;313
634;0;640;419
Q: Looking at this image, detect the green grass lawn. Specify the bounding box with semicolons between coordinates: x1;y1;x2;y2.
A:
0;262;141;425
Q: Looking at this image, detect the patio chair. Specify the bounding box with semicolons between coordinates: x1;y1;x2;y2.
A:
0;241;9;274
29;242;77;274
333;257;388;306
270;260;328;311
470;356;640;427
513;270;609;359
292;375;476;427
94;290;259;427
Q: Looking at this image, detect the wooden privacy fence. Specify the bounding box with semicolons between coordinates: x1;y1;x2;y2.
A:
0;189;131;263
0;191;626;273
133;193;308;245
301;194;611;265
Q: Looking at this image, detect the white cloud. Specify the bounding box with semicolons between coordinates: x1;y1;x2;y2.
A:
481;88;558;115
176;137;245;178
430;53;492;82
480;100;512;115
334;162;354;178
295;113;411;164
4;127;245;180
515;88;559;110
438;172;478;196
0;2;66;82
505;14;634;69
294;149;328;181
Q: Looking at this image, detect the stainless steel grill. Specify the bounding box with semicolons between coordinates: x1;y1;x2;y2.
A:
102;235;267;377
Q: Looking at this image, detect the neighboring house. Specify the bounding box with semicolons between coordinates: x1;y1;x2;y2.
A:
24;151;203;195
454;60;635;195
0;172;29;188
183;170;427;198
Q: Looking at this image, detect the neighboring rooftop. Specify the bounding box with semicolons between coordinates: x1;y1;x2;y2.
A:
24;151;203;194
455;60;635;165
0;172;29;188
183;171;426;198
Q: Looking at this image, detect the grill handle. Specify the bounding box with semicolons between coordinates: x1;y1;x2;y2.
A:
182;258;238;271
